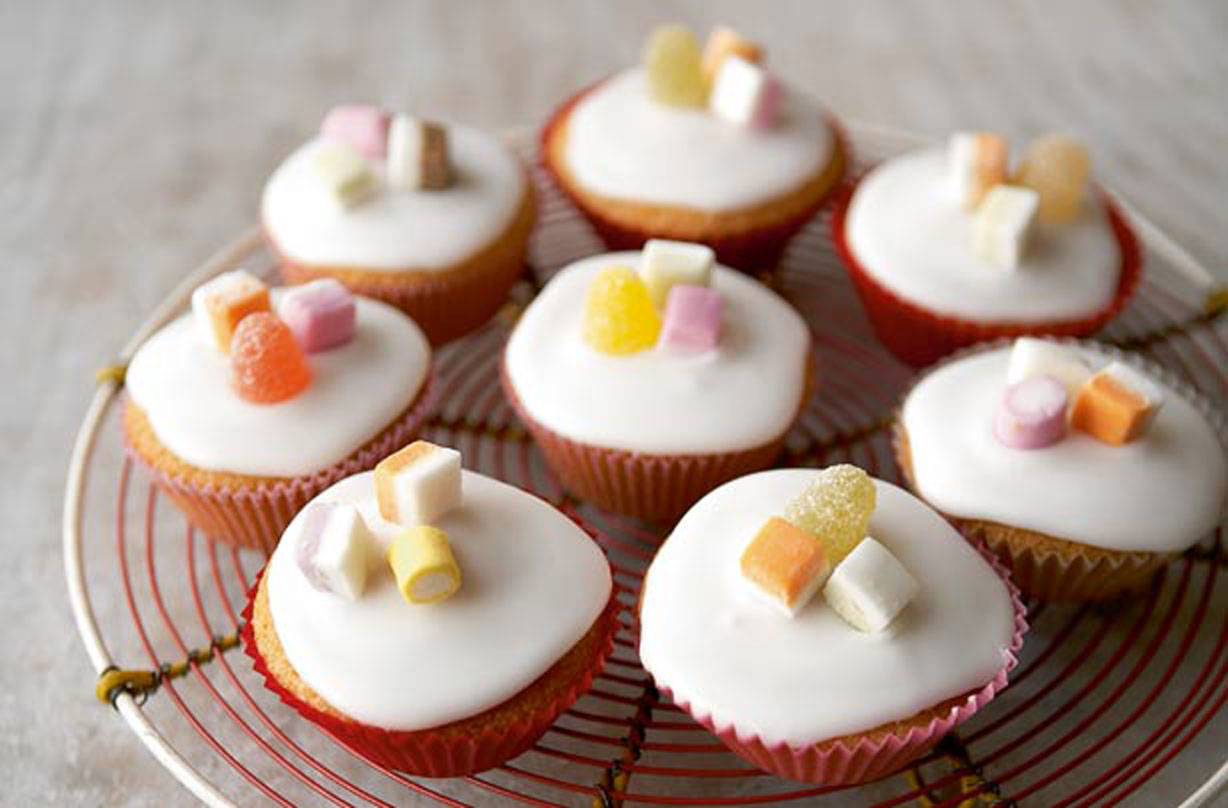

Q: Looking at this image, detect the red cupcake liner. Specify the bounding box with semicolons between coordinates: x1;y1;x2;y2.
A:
241;573;623;777
123;371;436;553
539;78;850;272
830;178;1143;367
649;546;1028;786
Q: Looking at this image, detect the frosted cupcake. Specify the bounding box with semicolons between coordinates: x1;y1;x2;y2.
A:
244;441;617;776
502;242;812;522
123;272;433;551
833;132;1140;366
263;105;535;344
897;338;1227;601
638;466;1025;785
542;25;846;271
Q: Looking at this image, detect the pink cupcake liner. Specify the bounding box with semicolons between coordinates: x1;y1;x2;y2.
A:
650;546;1027;785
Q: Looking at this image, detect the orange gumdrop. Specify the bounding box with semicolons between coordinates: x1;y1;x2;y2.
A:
230;312;312;403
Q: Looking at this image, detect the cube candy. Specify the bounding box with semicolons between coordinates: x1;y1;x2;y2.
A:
1007;337;1092;399
387;115;451;192
312;141;380;209
375;441;463;525
191;269;271;354
229;312;312;403
702;26;763;85
949;132;1009;209
640;239;715;310
972;184;1039;270
995;375;1068;450
823;537;918;633
582;265;661;356
643;25;707;107
740;516;831;617
1071;361;1164;446
387;525;462;604
320;105;391;159
784;464;876;564
1014;134;1090;223
709;55;781;129
659;285;722;353
295;501;372;600
278;279;356;353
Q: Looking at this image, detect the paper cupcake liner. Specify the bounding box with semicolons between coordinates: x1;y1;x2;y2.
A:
123;372;436;554
270;187;535;346
240;573;623;776
830;178;1143;367
892;338;1228;601
539;79;850;272
649;547;1028;785
499;350;812;523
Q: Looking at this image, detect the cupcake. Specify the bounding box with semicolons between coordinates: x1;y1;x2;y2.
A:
638;466;1025;785
123;272;434;551
833;132;1141;366
263;105;535;345
542;24;846;271
243;441;617;776
502;242;812;522
896;338;1227;601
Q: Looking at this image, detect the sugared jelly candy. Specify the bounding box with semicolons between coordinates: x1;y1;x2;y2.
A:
709;56;781;129
582;265;661;355
823;537;918;633
949;131;1008;209
191;269;271;354
972;184;1039;269
229;312;312;403
644;25;707;107
702;26;763;86
659;285;722;352
1071;362;1164;446
740;516;831;617
295;501;372;600
320;105;391;160
1013;134;1091;223
278;278;356;352
375;440;463;526
387;525;462;604
784;464;876;564
995;375;1068;450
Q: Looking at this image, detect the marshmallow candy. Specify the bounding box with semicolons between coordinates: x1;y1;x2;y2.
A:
1014;134;1091;223
311;142;380;209
582;265;662;356
387;525;462;604
949;132;1009;209
643;25;707;107
701;26;763;85
659;285;722;353
972;184;1039;270
639;239;715;310
229;312;312;404
375;441;463;525
191;270;271;354
784;464;876;564
1006;337;1092;399
995;375;1069;450
387;115;451;191
320;105;391;159
709;55;781;129
295;501;373;600
1071;362;1165;446
822;537;919;633
278;278;356;353
740;517;831;617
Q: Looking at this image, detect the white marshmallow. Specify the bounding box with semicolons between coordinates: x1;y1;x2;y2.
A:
972;184;1039;269
639;239;715;309
387;114;424;191
948;131;1008;208
295;502;373;600
708;55;781;129
375;441;463;526
1007;337;1093;399
822;537;919;633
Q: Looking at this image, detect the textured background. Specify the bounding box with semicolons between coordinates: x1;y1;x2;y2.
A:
4;1;1226;805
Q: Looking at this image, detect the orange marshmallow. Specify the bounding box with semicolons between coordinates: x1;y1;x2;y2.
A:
702;27;763;85
192;270;271;354
1071;362;1163;446
740;517;831;617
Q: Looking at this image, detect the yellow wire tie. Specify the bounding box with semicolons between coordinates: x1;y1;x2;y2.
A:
95;363;127;387
94;632;241;707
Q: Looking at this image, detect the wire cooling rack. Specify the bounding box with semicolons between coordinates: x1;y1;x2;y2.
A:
65;122;1228;807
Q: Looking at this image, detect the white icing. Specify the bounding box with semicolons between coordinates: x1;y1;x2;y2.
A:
126;294;429;478
845;148;1121;320
266;470;612;731
562;69;834;211
262;126;525;271
504;252;810;454
902;345;1228;553
639;471;1016;747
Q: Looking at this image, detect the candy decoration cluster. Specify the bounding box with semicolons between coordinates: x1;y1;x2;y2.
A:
739;465;919;632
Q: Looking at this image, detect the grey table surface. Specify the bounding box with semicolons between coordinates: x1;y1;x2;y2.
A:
4;1;1227;805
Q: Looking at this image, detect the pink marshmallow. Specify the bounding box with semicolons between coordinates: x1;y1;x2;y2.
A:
709;56;782;130
278;278;356;352
659;285;722;352
320;105;391;159
994;374;1068;450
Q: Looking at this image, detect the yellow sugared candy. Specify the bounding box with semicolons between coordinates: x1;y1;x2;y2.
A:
387;525;461;605
644;25;707;107
582;265;661;355
784;464;876;564
1013;134;1091;223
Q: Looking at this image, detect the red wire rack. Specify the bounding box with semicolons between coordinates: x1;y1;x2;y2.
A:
64;124;1228;807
